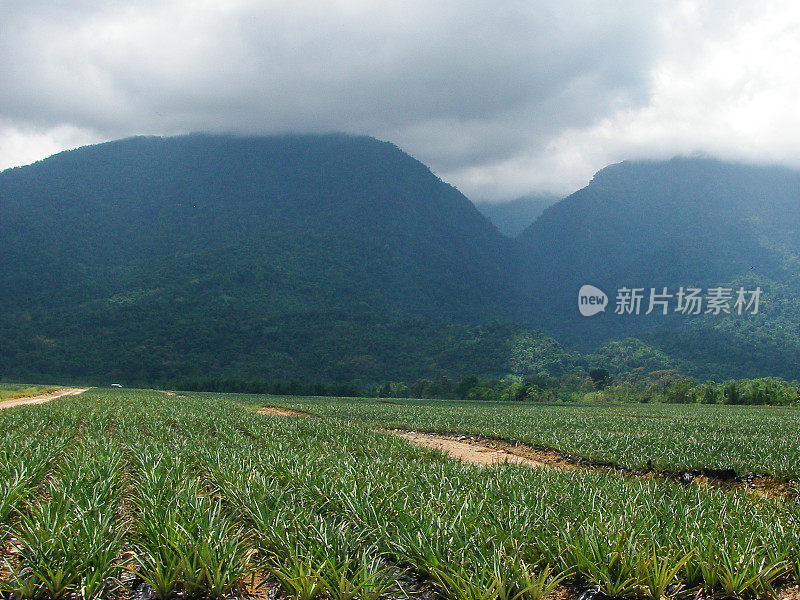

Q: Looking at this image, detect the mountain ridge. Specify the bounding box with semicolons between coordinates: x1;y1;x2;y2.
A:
0;133;534;383
3;135;800;383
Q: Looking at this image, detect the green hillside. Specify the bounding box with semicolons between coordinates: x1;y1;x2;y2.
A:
0;134;528;384
3;138;800;385
517;157;800;379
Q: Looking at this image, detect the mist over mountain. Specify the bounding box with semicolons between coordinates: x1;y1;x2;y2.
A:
2;136;800;384
475;194;559;237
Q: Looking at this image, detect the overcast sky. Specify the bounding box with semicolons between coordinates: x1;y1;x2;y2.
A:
1;1;799;200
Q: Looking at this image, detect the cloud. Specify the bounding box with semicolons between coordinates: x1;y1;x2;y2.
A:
1;1;798;200
467;0;800;197
0;120;104;172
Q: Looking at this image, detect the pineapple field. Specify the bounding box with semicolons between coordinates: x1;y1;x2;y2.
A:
1;389;799;600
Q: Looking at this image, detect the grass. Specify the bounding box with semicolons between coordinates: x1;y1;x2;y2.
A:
246;395;800;478
0;388;799;600
0;383;61;402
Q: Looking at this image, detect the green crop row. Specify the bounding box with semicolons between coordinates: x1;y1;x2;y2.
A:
0;398;127;600
0;406;74;543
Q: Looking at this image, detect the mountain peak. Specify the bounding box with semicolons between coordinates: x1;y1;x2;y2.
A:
0;133;520;383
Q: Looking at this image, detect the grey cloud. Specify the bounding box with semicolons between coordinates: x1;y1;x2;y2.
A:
0;1;664;197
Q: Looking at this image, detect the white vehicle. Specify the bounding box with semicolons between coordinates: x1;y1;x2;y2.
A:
110;383;123;388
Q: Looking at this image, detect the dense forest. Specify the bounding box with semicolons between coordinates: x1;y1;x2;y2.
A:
2;134;800;387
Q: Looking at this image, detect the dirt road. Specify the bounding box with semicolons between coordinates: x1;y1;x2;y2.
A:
256;406;314;417
389;430;578;469
0;388;88;410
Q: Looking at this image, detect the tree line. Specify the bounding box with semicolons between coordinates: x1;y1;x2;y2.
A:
167;369;800;406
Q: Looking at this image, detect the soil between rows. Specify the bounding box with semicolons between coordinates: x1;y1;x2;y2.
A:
390;429;577;469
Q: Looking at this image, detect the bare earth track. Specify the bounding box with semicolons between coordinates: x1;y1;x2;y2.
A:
390;430;578;469
388;429;798;500
0;388;88;410
256;405;315;418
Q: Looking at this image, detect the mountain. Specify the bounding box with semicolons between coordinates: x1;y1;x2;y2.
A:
0;133;530;384
4;137;800;386
516;157;800;379
475;194;558;237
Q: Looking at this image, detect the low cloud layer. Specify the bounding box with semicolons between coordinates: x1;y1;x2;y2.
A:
1;1;798;200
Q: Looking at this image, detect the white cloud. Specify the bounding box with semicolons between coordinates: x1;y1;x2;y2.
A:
0;121;103;172
473;0;800;198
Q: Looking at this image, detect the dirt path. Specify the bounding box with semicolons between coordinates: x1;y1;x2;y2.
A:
0;388;88;410
389;430;797;500
391;430;578;469
256;405;314;418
